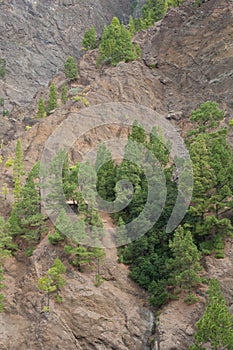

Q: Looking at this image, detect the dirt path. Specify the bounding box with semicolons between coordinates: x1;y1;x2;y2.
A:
100;211;119;261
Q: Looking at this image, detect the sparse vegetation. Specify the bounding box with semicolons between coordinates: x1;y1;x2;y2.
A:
38;257;66;310
64;56;78;81
47;82;58;114
37;97;46;118
0;58;6;79
82;26;97;51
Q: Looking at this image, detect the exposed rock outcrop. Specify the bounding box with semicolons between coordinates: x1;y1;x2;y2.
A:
0;0;133;109
0;232;154;350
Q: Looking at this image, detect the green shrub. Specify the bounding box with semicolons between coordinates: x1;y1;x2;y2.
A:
94;273;104;287
184;292;198;305
82;26;97;51
5;156;13;168
24;246;34;257
48;231;64;245
64;56;77;81
69;87;83;95
72;95;89;106
215;252;224;259
2;109;9;117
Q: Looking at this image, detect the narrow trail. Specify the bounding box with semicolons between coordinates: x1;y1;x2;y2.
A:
100;211;119;261
99;211;138;284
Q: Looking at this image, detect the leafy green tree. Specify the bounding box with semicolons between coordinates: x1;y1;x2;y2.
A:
61;84;68;105
37;97;46;118
47;82;58;114
64;56;77;81
190;279;233;350
13;139;25;203
168;226;202;294
38;257;66;310
82;26;97;51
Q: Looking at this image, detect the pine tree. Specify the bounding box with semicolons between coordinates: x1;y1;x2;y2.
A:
188;134;216;234
190;101;224;132
13;139;25;203
116;216;130;247
0;217;16;255
78;161;97;209
142;0;167;26
47;82;58;114
61;84;68;105
190;279;233;350
97;17;139;66
82;26;97;51
8;164;44;242
95;142;116;203
1;183;9;200
168;226;202;294
38;257;66;310
128;16;135;37
64;245;92;271
43;150;67;212
37;97;46;118
64;56;77;81
48;208;74;245
0;216;16;312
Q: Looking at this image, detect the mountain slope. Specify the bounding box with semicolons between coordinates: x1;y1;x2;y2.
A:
0;1;233;349
0;0;132;109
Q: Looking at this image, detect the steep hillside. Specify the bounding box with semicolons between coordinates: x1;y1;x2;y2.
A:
0;0;132;109
0;1;233;349
138;0;233;117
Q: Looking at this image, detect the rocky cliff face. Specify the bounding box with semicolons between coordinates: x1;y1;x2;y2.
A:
0;0;233;349
137;0;233;117
0;230;154;350
0;0;132;109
